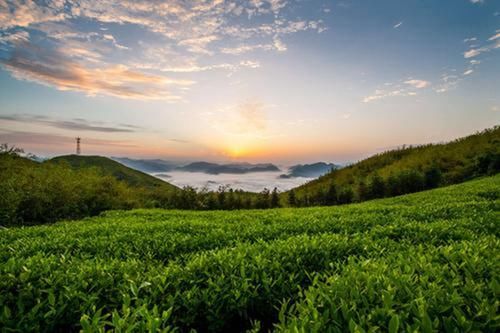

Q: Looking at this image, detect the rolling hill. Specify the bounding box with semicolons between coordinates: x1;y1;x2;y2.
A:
49;155;178;191
285;126;500;205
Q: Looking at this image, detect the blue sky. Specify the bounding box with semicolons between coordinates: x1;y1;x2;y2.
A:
0;0;499;163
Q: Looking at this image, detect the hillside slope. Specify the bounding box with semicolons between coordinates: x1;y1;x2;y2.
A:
1;175;498;331
50;155;178;191
286;126;499;205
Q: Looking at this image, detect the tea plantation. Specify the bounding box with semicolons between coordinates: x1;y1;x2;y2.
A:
1;175;499;332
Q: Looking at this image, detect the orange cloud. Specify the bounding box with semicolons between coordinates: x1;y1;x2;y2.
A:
1;41;194;100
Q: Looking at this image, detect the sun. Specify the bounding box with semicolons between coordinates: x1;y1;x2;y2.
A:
226;146;246;159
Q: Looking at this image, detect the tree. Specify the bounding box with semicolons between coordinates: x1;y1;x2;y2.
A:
255;188;270;209
386;173;401;196
226;188;235;209
397;170;425;194
0;143;24;156
217;185;227;209
312;190;325;206
338;187;354;204
368;173;385;198
424;165;442;189
476;152;500;176
288;189;297;206
325;182;338;205
270;187;280;208
357;181;369;202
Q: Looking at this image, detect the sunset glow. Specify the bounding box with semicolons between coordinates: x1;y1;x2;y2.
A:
0;0;499;163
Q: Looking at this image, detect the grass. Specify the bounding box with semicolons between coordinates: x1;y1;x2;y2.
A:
0;175;499;332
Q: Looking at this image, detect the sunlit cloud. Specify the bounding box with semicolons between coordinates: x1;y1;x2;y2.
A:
0;0;324;100
488;31;500;41
220;43;276;55
363;79;430;103
0;0;67;30
463;30;500;58
404;79;430;89
1;39;194;100
464;48;486;58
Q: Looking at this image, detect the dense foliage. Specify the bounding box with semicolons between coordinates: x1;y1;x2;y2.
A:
1;126;499;226
0;153;141;226
1;175;498;332
286;126;500;206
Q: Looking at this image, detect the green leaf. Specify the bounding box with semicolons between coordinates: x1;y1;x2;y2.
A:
389;315;400;333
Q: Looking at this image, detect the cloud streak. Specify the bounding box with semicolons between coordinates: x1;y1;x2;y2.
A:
0;114;141;133
0;129;138;148
363;79;430;103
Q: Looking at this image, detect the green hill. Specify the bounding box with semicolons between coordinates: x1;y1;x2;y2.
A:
0;153;181;225
49;155;178;191
1;175;498;331
285;126;500;205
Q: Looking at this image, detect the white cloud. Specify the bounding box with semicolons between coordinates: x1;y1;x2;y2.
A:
488;31;500;41
434;73;461;93
463;30;500;59
220;43;275;55
178;35;219;55
404;79;430;89
463;69;474;75
273;38;287;51
393;21;403;29
363;78;431;103
469;0;483;4
464;48;484;58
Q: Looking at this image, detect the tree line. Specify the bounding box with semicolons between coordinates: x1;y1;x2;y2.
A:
1;125;499;227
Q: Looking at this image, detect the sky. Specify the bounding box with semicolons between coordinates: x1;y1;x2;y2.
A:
0;0;499;164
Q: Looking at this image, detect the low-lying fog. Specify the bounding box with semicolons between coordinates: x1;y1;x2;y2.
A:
152;171;313;192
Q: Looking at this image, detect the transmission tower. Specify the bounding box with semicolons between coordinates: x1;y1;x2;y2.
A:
76;137;81;155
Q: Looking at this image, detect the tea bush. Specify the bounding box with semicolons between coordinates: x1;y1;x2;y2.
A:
0;175;498;332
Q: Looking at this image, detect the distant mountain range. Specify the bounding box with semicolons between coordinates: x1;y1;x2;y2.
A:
177;162;280;174
111;157;341;178
280;162;338;178
112;157;281;175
